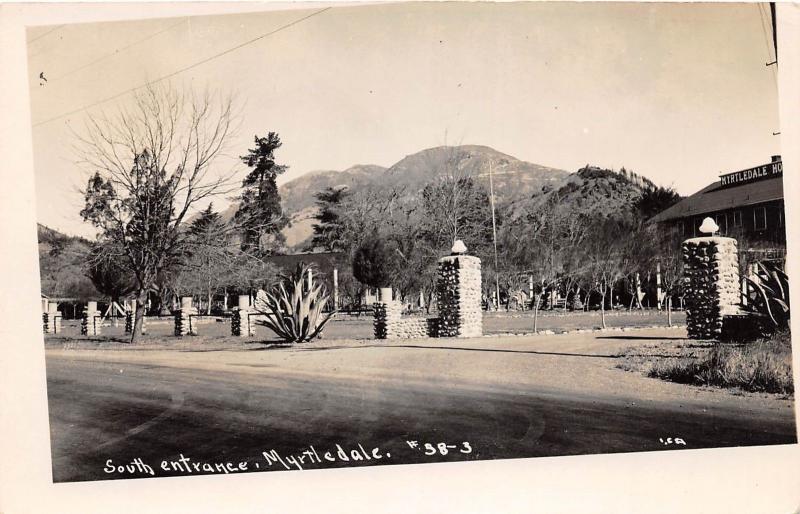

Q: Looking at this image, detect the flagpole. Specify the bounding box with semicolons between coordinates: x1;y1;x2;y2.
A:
489;161;501;310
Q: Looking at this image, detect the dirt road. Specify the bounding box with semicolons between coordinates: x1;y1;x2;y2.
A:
45;328;796;482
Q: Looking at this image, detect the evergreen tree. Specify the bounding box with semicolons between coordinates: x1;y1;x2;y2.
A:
309;186;351;252
235;132;288;253
635;186;681;220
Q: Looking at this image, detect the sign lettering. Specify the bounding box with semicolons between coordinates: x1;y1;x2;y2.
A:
719;161;782;188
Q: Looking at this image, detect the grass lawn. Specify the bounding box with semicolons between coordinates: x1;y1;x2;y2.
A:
45;308;686;346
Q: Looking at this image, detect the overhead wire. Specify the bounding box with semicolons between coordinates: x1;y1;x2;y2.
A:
27;24;64;44
32;7;332;128
756;3;778;82
41;17;189;85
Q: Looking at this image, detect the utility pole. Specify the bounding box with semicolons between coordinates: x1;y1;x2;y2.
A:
488;161;501;310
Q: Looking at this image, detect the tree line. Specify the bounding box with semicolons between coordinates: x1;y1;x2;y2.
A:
75;84;290;342
308;149;685;328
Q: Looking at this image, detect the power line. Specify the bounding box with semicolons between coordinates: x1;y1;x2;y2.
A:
32;7;332;128
42;17;189;85
27;24;64;44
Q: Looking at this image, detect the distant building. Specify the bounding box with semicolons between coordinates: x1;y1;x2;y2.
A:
651;156;785;256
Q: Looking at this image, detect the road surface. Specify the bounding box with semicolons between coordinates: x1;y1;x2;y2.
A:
45;330;796;482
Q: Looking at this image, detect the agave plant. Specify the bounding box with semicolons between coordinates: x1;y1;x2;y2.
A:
253;264;336;343
746;261;790;331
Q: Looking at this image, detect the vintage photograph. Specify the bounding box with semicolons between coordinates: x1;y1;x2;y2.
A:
28;2;795;483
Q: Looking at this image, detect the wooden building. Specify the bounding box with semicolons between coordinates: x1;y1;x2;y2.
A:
650;156;785;255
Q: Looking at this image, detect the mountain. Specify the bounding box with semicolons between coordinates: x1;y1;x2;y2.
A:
379;145;566;201
277;145;569;249
190;147;663;252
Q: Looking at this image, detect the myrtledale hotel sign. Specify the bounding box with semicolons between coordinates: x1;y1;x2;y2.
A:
719;157;783;188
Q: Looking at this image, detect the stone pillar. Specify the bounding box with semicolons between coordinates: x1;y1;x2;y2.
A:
81;301;100;336
231;294;254;337
436;242;482;338
124;300;133;334
682;236;740;340
175;296;198;336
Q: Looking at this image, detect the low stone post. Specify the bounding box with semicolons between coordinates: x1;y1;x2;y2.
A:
125;299;146;334
124;300;133;334
656;261;663;309
231;294;254;337
682;236;740;340
333;268;339;310
81;301;100;336
436;241;482;338
373;296;402;339
175;296;198;336
43;301;61;334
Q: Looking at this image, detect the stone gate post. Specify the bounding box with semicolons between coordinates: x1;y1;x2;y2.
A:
436;241;482;338
682;235;740;340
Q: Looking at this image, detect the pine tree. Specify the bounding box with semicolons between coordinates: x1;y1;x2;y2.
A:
234;133;288;253
309;186;351;252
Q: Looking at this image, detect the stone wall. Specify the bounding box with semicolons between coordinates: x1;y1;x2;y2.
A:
436;254;482;338
373;301;438;339
373;250;483;340
682;236;741;340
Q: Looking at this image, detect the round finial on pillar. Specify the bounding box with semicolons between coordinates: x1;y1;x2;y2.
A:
699;217;719;235
451;240;467;255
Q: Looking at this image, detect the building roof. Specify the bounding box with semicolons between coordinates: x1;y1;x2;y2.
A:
650;175;784;223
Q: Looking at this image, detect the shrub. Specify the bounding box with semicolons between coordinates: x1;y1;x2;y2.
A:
746;261;790;333
253;264;335;343
647;330;794;394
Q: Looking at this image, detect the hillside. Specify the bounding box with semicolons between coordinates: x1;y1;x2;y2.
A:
37;223;98;299
277;145;569;249
505;166;659;223
280;164;386;214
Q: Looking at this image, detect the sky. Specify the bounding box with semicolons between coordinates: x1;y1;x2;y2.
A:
26;2;781;238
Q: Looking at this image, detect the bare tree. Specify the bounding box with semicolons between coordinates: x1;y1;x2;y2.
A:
77;83;238;342
652;225;684;326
